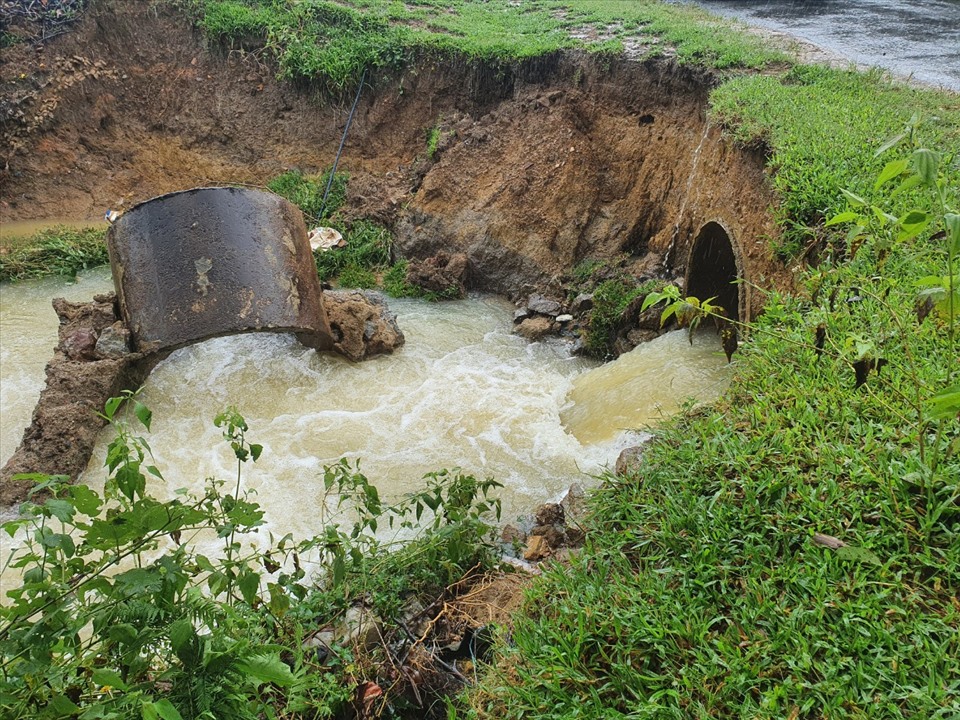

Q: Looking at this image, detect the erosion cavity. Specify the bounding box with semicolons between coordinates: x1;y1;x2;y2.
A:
0;1;790;317
685;221;743;321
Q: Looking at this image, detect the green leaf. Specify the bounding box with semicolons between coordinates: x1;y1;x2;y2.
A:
169;619;201;666
133;401;153;431
911;149;939;187
249;443;263;462
874;157;909;190
890;173;923;198
103;396;125;420
835;545;882;566
142;699;184;720
946;213;960;258
44;498;76;523
840;188;867;207
67;484;102;516
92;668;129;692
48;693;81;717
824;211;859;227
873;131;906;157
238;570;261;606
897;210;931;242
928;385;960;421
238;653;296;687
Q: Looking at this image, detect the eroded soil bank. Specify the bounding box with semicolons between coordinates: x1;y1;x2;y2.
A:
1;0;790;317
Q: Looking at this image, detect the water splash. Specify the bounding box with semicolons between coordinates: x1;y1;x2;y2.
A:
664;121;711;268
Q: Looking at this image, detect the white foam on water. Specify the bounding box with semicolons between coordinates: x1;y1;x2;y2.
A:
2;277;731;558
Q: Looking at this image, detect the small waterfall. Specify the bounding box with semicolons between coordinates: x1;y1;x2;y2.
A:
664;121;711;268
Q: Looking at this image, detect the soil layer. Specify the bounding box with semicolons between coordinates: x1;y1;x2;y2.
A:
1;0;790;316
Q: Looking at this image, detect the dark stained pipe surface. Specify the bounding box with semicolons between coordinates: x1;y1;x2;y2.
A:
107;187;334;354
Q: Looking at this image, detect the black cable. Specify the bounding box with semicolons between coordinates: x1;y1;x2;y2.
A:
318;67;367;220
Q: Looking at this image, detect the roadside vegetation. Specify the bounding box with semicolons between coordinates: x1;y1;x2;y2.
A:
2;0;958;718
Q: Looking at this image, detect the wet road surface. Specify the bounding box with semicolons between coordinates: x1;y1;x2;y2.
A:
676;0;960;91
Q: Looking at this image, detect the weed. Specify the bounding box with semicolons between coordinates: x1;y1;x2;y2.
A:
426;122;442;160
1;395;503;718
584;278;658;358
336;262;377;289
0;226;108;282
266;167;346;224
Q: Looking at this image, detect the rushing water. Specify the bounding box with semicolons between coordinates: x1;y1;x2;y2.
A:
0;269;731;540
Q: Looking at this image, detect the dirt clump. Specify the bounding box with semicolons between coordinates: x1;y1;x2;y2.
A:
0;293;154;506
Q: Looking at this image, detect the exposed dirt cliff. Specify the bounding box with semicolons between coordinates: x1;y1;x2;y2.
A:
1;0;790;315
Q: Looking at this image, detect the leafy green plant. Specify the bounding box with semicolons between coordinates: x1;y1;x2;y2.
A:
824;140;958;467
0;226;108;282
1;394;504;719
584;278;657;358
641;283;726;343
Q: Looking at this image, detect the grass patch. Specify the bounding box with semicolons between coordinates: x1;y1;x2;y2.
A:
0;226;109;282
190;0;787;96
313;219;391;283
266;167;346;224
709;65;960;257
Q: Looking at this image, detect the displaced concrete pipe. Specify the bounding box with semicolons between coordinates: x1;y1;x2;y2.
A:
107;187;334;354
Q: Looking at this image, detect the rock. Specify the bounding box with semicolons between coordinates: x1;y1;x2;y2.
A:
62;328;98;360
555;314;573;323
535;503;565;526
323;290;405;362
513;308;531;323
526;293;561;316
626;328;659;345
530;524;565;548
342;605;380;650
570;293;594;314
560;483;587;521
95;322;131;358
523;535;550;561
615;445;645;475
515;316;554;340
501;524;525;544
405;251;468;297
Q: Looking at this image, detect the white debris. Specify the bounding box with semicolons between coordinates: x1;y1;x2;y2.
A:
308;226;346;252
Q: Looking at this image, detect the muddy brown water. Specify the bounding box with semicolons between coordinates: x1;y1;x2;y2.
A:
0;270;730;538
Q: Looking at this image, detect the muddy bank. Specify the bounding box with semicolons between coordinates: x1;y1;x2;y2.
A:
1;0;790;318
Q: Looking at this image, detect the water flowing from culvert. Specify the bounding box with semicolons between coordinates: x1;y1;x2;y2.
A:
0;269;731;543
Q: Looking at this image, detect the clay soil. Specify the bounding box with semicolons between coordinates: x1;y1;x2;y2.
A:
1;0;791;315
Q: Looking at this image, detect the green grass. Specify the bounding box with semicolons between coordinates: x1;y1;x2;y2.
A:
190;0;787;96
470;228;960;717
266;167;346;224
0;226;109;282
710;65;960;257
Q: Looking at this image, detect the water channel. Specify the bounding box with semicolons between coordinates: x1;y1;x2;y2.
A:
676;0;960;91
0;268;731;540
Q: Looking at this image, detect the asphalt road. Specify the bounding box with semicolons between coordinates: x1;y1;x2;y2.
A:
675;0;960;91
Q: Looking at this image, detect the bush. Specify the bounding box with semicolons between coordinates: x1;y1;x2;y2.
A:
0;395;503;719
